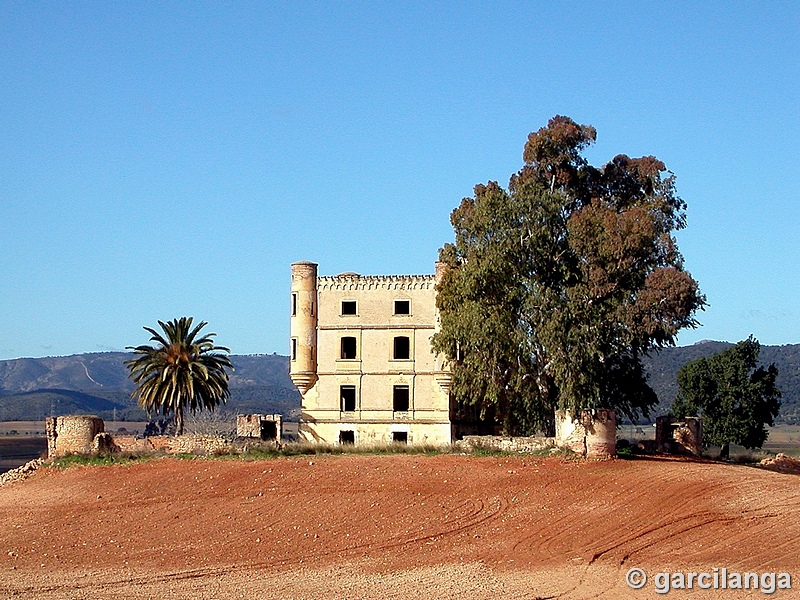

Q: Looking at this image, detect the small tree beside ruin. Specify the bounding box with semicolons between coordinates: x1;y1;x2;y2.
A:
672;336;781;460
125;317;233;436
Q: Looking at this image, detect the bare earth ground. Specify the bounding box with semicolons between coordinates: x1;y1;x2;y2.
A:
0;454;798;599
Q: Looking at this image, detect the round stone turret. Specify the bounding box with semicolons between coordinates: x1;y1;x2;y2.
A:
290;261;319;394
46;415;105;458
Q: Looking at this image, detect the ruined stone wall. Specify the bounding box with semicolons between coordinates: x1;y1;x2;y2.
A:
112;435;158;454
46;416;105;458
46;417;236;458
236;414;261;438
456;413;616;458
673;418;702;455
555;411;588;455
113;434;233;455
236;414;283;441
555;410;617;458
656;416;702;455
456;436;556;453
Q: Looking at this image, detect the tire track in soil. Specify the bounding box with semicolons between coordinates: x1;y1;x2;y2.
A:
2;455;800;599
1;495;512;596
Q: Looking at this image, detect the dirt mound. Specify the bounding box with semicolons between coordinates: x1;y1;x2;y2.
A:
1;454;798;599
759;452;800;474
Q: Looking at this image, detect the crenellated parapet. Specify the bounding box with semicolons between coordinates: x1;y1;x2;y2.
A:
318;274;435;292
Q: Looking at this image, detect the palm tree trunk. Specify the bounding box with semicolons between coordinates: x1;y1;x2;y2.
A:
175;406;184;436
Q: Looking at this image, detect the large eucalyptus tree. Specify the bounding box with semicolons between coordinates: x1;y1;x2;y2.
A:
433;116;706;434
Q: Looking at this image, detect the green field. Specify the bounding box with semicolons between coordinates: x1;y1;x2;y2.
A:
760;425;800;457
616;423;656;441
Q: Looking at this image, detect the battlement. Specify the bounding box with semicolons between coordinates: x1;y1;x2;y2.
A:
317;274;435;291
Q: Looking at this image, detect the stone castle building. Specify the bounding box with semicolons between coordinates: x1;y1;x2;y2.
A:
289;261;486;446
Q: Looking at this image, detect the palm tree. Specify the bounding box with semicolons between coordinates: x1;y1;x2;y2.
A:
125;317;233;436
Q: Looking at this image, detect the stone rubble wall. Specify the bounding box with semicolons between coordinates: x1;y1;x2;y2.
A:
111;434;234;455
456;436;557;453
236;414;283;440
555;412;589;455
655;416;702;455
45;416;240;459
455;410;617;458
0;459;44;487
672;421;702;456
46;416;105;458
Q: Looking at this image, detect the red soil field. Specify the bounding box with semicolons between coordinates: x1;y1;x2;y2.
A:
0;454;797;599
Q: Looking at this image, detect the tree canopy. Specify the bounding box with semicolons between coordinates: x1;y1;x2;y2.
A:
433;116;705;434
125;317;233;436
673;336;781;459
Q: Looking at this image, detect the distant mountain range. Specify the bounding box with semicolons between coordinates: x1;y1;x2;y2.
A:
642;341;800;424
0;352;301;422
1;342;798;424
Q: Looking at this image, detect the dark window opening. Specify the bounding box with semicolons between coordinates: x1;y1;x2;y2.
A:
392;431;408;444
394;300;410;315
291;338;297;361
260;420;277;441
341;300;357;315
393;336;410;360
340;385;356;412
393;385;410;412
341;337;357;359
340;430;355;444
291;293;297;316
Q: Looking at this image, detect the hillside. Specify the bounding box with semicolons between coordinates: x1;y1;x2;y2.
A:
0;352;295;393
642;341;800;424
0;352;301;422
1;343;798;424
1;455;798;598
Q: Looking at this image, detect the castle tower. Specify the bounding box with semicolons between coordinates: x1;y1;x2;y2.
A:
290;261;318;394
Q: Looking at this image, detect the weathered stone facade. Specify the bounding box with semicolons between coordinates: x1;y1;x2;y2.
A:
555;410;617;458
456;435;557;453
655;415;702;455
45;416;237;458
46;415;105;458
290;261;487;446
236;414;283;441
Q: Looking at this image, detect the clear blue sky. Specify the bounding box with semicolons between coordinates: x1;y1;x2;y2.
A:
1;2;798;360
